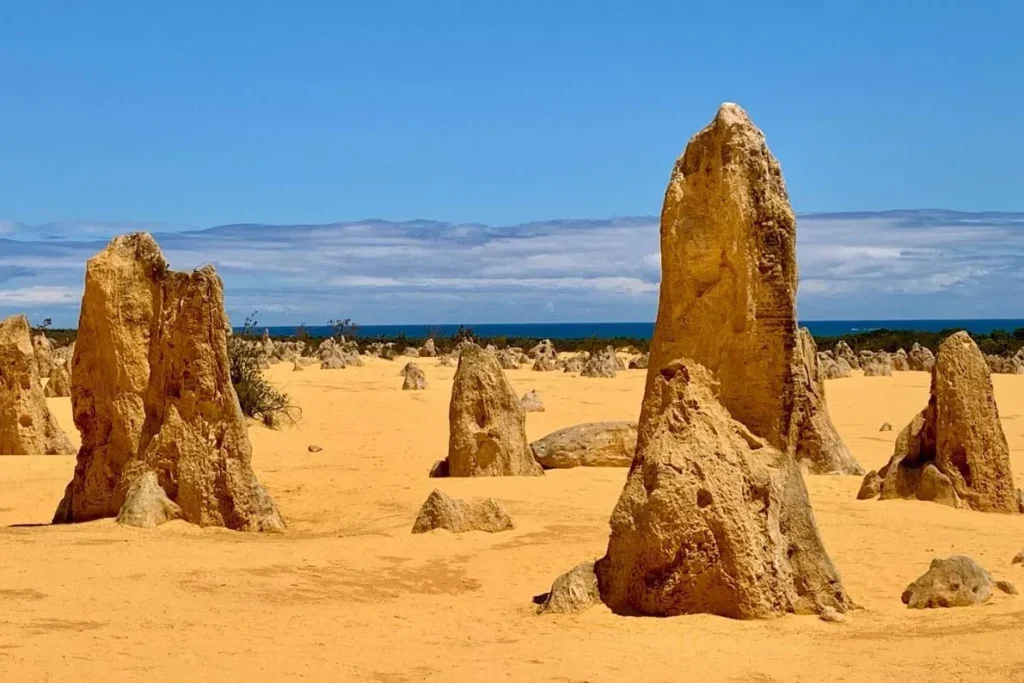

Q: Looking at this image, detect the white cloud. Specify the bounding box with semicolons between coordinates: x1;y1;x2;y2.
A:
0;286;81;305
1;210;1022;325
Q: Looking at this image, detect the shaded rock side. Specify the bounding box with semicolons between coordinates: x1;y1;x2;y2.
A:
595;360;851;618
0;315;74;455
530;422;637;469
864;331;1017;513
441;344;542;477
52;233;284;531
644;103;852;471
411;489;514;533
792;328;863;474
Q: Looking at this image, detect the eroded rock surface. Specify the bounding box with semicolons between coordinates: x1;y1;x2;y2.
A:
401;362;427;390
595;360;851;618
862;332;1017;513
52;233;283;530
537;562;602;615
902;556;996;609
439;344;542;477
530;422;637;469
0;315;74;455
520;389;545;412
44;362;72;398
642;103;856;475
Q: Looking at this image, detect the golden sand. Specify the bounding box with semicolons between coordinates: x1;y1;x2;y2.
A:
3;360;1024;681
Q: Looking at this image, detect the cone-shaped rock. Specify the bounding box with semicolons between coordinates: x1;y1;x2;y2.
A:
595;360;850;618
865;331;1017;513
645;102;858;474
0;315;74;455
441;343;542;477
52;233;284;530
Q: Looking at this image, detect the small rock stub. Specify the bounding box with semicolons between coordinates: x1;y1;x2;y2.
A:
538;562;602;615
520;389;545;412
411;489;514;534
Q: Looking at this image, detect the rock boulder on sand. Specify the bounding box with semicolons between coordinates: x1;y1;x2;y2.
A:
400;362;427;390
821;356;853;380
861;353;893;377
0;315;74;455
863;331;1018;513
532;355;557;372
595;360;851;618
420;339;437;357
908;343;936;372
411;489;514;533
834;341;859;370
537;562;602;615
52;233;284;531
892;348;910;371
529;339;557;361
530;422;637;469
628;353;649;369
581;346;618;378
436;343;542;477
520;389;545;412
641;103;859;476
496;348;522;370
902;556;1003;609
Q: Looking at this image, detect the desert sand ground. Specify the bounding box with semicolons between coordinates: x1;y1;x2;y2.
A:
3;359;1024;682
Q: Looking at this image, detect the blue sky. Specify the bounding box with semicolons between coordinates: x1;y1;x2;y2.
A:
1;2;1023;325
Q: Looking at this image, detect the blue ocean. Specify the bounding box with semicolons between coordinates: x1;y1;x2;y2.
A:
260;319;1024;340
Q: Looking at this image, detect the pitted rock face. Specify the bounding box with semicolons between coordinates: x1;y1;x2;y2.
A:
646;103;856;474
902;556;995;609
441;343;542;477
52;233;283;531
0;315;74;455
593;105;852;618
864;331;1017;513
595;359;851;618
